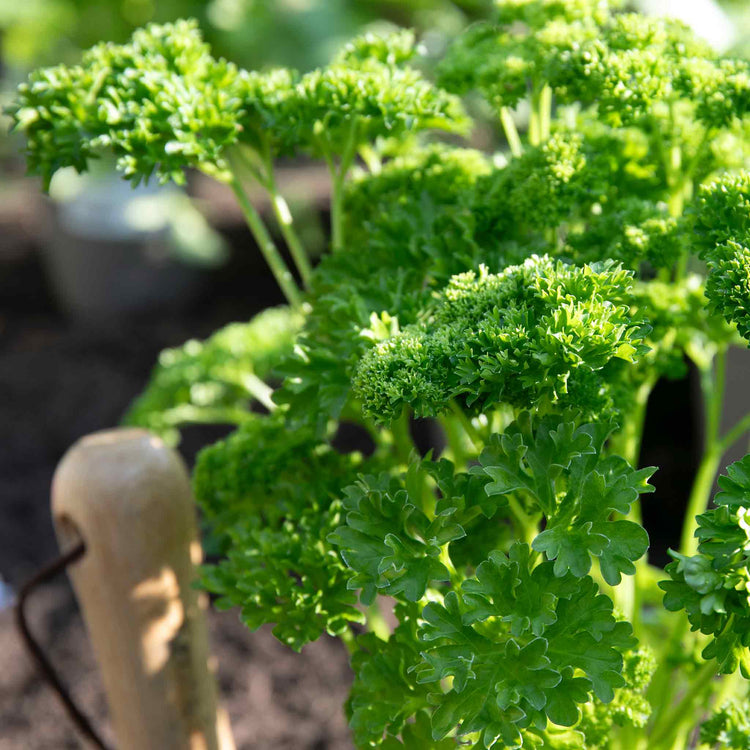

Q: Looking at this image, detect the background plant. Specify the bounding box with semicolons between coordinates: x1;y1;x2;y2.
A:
8;1;750;747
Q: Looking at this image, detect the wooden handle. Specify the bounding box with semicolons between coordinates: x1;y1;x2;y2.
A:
51;428;234;750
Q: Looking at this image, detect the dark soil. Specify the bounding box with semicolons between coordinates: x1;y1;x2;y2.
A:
0;211;353;750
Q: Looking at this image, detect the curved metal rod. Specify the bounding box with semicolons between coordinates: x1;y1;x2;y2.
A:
15;542;112;750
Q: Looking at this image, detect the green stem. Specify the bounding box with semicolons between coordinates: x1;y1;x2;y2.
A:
649;660;717;748
680;350;727;554
329;167;347;253
678;408;750;552
718;410;750;456
232;145;268;185
365;602;391;640
440;545;461;588
448;400;483;450
618;379;654;473
499;107;523;158
359;143;382;174
508;496;538;546
236;144;314;288
390;412;414;464
646;614;689;733
611;376;654;629
328;120;360;253
441;414;468;471
340;626;358;655
539;84;552;142
160;404;254;427
241;372;277;412
529;91;541;147
681;447;723;556
258;144;313;286
268;189;313;287
228;174;302;310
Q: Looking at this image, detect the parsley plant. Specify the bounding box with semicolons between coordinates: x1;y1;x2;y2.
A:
9;2;750;746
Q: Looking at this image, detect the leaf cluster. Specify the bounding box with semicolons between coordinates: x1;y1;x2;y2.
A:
415;546;635;747
7;21;468;187
478;413;655;585
273;144;497;431
124;306;300;443
193;412;370;650
700;698;750;748
692;172;750;343
661;456;750;675
353;255;649;423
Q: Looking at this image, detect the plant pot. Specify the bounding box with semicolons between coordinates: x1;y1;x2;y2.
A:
40;168;226;321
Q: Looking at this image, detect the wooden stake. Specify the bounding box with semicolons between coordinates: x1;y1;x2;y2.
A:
51;428;235;750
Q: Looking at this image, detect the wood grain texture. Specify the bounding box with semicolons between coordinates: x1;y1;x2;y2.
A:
51;428;234;750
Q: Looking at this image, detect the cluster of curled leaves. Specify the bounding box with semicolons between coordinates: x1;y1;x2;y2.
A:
661;456;750;676
692;172;750;344
8;21;468;188
193;411;372;650
15;5;750;749
438;0;748;129
353;256;650;423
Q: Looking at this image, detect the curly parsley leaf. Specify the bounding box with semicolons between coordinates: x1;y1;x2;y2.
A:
661;454;750;675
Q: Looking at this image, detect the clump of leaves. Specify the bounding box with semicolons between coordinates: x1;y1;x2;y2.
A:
124;306;301;444
10;5;750;749
353;256;648;422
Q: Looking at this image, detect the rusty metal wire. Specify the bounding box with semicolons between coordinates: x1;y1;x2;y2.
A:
15;542;112;750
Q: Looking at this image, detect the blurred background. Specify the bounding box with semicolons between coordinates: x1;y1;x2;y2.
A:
0;1;749;748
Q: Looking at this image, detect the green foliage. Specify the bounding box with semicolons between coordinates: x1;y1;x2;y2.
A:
124;306;301;444
7;20;468;187
290;62;468;160
662;456;750;675
203;496;363;651
347;621;440;747
353;256;648;423
478;413;655;585
628;275;738;379
473;132;608;236
334;29;419;68
12;4;750;748
577;648;656;747
415;547;635;746
274;143;496;431
194;412;368;650
9;20;243;187
700;698;750;748
706;242;750;343
693;172;750;342
565;199;686;271
330;457;497;604
693;172;750;259
493;0;615;27
329;470;467;604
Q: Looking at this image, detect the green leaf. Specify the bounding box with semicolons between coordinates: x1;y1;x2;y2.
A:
478;414;653;584
329;468;466;604
124;306;301;443
661;454;750;674
415;544;633;744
